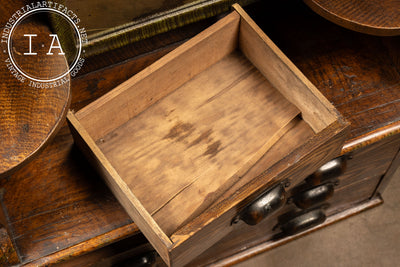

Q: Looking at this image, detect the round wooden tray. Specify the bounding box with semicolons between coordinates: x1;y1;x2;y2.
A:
0;21;71;179
304;0;400;36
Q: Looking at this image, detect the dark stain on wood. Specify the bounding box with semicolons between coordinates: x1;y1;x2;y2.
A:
188;129;213;148
163;121;195;142
22;124;29;133
203;140;222;158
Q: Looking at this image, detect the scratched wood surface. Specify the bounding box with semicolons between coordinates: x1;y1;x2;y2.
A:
0;19;70;179
0;1;399;266
304;0;400;36
97;52;299;235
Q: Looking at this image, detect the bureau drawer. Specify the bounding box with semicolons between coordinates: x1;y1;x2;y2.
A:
67;4;348;266
188;134;400;266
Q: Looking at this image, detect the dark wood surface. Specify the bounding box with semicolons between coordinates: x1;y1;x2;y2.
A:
191;176;383;266
0;19;71;179
0;1;399;265
304;0;400;36
67;0;257;60
78;18;216;76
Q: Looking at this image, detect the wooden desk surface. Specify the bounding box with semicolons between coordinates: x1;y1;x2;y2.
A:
0;1;399;265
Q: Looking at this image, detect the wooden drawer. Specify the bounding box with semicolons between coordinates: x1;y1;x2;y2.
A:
188;134;400;266
188;176;380;266
67;4;348;266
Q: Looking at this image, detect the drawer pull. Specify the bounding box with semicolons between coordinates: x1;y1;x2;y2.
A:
306;156;347;185
280;209;326;235
293;182;334;209
240;184;286;225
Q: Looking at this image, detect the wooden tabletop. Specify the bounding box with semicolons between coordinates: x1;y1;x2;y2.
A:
304;0;400;36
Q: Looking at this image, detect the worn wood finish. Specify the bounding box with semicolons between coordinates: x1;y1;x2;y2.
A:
68;6;348;266
342;122;400;155
0;39;178;266
234;4;338;133
0;228;19;265
189;121;400;266
0;21;71;179
0;125;135;264
97;52;300;235
215;119;314;202
78;17;216;76
339;134;400;189
71;43;179;111
76;11;240;140
199;196;383;267
191;142;390;266
0;1;399;266
66;0;199;36
374;146;400;196
304;0;400;36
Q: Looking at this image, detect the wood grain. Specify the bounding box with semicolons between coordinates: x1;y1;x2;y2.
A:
170;120;348;266
0;21;71;178
304;0;400;36
0;1;399;266
75;17;216;76
190;118;400;266
0;41;176;265
191;132;395;266
76;11;240;140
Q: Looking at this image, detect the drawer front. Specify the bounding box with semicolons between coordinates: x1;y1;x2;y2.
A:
189;176;380;266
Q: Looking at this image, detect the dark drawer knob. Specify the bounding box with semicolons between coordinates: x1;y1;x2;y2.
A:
280;209;326;235
240;184;286;225
306;156;347;185
293;182;334;209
